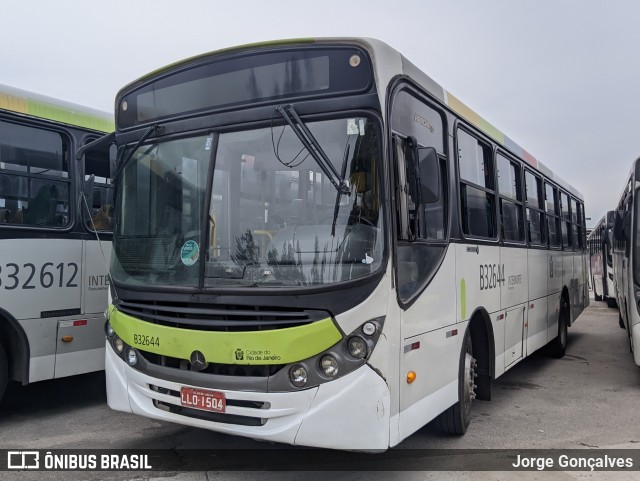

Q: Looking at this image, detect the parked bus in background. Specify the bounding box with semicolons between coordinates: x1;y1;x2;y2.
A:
587;214;617;306
97;38;589;450
0;84;114;402
611;158;640;366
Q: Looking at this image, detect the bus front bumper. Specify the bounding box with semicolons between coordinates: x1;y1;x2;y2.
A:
105;342;391;450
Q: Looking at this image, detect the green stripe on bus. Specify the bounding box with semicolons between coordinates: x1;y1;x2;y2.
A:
460;278;467;320
25;98;114;132
109;307;342;365
0;90;113;132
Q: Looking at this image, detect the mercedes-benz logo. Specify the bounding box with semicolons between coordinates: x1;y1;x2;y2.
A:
190;350;207;371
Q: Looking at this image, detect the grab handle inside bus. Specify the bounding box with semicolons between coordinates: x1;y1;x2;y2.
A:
405;136;440;204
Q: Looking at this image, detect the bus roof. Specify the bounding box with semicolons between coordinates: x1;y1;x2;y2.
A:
0;84;114;133
118;37;582;200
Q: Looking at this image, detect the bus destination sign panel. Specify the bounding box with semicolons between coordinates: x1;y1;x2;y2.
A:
117;46;373;129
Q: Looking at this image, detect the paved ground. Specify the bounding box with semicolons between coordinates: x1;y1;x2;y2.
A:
1;296;639;480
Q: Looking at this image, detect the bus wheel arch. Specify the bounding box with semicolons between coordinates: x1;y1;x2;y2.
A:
0;308;30;388
468;308;494;401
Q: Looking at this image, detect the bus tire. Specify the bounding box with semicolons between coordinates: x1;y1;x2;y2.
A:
619;312;626;329
548;298;568;358
437;331;475;435
606;297;618;308
0;342;7;403
594;292;602;302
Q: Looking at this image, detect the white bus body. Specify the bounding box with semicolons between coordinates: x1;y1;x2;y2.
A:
102;38;588;449
0;84;114;400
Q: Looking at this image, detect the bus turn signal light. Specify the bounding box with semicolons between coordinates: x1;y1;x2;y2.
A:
407;371;416;384
61;336;74;343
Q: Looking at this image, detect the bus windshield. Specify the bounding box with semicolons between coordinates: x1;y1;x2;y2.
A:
111;116;384;289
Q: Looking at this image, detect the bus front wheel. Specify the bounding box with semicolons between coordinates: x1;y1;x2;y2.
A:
437;331;476;435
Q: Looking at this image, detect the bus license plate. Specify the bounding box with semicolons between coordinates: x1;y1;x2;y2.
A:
180;387;226;413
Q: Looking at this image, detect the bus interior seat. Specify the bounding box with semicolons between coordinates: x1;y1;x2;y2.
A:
9;208;24;224
90;204;112;231
24;184;58;226
0;208;10;223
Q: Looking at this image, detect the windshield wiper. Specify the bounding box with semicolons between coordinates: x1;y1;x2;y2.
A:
331;141;352;236
112;124;162;183
275;105;350;196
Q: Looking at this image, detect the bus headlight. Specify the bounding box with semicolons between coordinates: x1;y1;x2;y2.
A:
114;337;124;354
362;322;376;336
347;336;368;359
289;365;308;387
106;322;115;338
127;349;138;366
320;355;339;377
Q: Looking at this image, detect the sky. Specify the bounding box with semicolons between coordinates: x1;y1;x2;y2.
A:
3;0;640;228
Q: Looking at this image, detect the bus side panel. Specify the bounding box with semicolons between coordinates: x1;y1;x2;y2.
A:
500;246;528;310
0;239;83;320
82;240;112;316
399;247;458;414
563;251;578;324
1;239;83;383
396;323;464;442
19;318;56;383
401;248;456;340
456;244;501;320
547;250;563;341
54;315;105;378
527;249;548;354
572;251;587;322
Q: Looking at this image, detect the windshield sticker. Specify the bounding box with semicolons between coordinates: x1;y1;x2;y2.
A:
205;136;213;150
181;240;200;266
362;253;374;265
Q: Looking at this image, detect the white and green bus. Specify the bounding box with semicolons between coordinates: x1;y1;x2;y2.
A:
101;38;588;450
610;158;640;366
0;84;114;402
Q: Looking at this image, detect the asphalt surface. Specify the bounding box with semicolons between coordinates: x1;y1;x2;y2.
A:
1;295;639;480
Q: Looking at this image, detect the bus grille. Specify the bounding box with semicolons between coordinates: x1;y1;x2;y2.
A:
140;349;285;377
150;385;267;426
116;300;328;331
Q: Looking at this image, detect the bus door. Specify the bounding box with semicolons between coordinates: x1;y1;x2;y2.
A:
496;153;527;368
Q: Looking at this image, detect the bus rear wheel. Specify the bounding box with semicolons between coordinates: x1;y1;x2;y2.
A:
437;331;476;435
548;297;569;358
606;297;618;308
619;312;626;329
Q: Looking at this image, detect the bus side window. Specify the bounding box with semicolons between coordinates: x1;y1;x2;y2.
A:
497;153;524;242
457;128;496;239
84;142;115;231
390;88;448;303
525;170;545;245
0;120;70;228
560;191;571;249
546;183;561;247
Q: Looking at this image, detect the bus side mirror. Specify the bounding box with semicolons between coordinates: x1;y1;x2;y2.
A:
606;210;615;229
416;147;440;204
405;136;440;204
613;210;629;242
